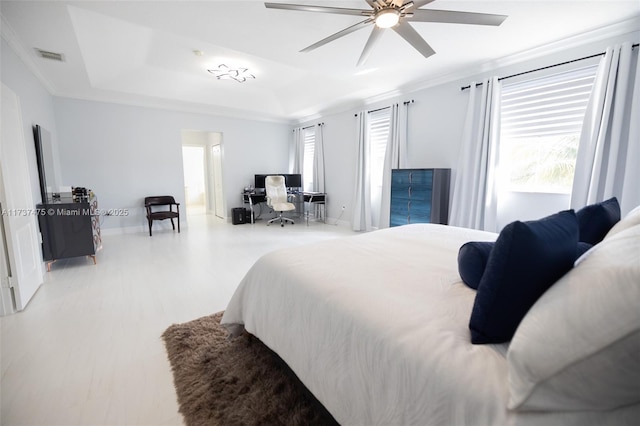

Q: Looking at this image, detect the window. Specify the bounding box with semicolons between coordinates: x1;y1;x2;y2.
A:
500;65;598;193
369;108;391;190
368;107;391;226
302;126;315;192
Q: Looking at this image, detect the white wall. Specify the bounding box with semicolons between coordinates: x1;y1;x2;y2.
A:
0;38;59;206
406;81;469;169
53;98;290;231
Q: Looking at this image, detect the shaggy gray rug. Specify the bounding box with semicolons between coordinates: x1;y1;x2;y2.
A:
162;312;339;426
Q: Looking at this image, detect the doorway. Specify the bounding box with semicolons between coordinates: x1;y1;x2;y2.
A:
182;145;206;215
181;131;225;219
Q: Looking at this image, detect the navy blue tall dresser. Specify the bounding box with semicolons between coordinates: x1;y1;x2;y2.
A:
390;168;451;227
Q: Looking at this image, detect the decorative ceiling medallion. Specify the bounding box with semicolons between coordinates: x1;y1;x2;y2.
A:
207;64;255;83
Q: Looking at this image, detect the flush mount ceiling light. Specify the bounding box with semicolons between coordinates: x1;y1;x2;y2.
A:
207;64;255;83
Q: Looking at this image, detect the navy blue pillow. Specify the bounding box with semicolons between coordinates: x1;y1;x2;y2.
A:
576;241;593;259
469;210;578;344
458;242;494;290
575;197;620;245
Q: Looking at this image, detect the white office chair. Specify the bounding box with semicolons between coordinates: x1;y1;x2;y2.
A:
265;175;295;227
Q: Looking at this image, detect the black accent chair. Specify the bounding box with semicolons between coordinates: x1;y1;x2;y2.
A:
145;196;180;236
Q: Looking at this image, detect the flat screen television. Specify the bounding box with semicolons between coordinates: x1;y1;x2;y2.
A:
254;174;302;190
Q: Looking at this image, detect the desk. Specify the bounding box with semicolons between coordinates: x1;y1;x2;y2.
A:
303;192;327;225
242;193;266;224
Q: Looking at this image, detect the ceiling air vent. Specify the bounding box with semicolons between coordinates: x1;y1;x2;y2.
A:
35;48;65;62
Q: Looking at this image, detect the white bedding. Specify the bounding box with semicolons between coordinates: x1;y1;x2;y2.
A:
222;224;639;425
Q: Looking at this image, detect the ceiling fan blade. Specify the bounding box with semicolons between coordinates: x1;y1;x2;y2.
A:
409;0;436;8
357;26;384;67
392;22;435;59
265;3;370;17
301;18;374;53
407;9;507;26
390;0;404;7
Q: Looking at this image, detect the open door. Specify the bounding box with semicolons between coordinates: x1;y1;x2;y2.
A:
0;83;44;313
0;190;14;315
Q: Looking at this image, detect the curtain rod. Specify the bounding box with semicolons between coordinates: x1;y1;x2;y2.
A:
354;100;414;116
298;122;324;131
460;43;639;91
368;106;390;114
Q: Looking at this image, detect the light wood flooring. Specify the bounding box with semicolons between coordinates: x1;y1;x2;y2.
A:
1;213;352;425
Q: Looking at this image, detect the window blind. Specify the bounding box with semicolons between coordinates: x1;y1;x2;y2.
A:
369;108;391;187
501;65;598;138
303;127;315;191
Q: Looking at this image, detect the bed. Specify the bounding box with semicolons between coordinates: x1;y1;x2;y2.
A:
222;209;640;425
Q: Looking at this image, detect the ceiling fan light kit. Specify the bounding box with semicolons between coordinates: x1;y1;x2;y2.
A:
265;0;507;66
375;9;400;28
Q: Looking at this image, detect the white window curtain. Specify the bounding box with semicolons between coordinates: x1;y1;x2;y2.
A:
450;77;502;231
290;127;304;174
313;123;325;192
379;103;409;228
352;111;372;231
311;123;326;219
571;43;640;215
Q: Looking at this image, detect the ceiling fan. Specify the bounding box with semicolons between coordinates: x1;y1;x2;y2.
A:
265;0;507;66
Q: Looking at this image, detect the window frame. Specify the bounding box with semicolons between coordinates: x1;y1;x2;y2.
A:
368;108;391;191
302;126;315;192
499;63;598;194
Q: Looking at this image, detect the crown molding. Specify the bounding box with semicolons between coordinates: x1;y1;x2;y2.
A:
53;91;291;125
395;16;640;96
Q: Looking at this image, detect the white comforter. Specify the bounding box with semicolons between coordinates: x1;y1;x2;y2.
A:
222;224;637;426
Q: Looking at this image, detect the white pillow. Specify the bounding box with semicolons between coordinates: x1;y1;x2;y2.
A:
605;204;640;239
507;225;640;411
